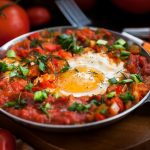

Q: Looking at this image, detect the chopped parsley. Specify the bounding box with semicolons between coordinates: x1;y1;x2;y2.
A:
57;34;83;54
25;82;33;91
4;93;27;109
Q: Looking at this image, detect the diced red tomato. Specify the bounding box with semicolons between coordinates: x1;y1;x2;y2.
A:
109;102;120;116
111;97;124;112
126;54;139;73
42;43;61;51
10;79;27;93
33;47;44;54
116;85;123;94
58;49;72;59
17;49;30;57
95;113;105;121
139;56;150;75
28;32;42;40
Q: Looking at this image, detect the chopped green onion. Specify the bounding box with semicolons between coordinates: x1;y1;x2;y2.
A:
119;91;135;103
52;92;60;99
107;91;116;98
25;82;33;91
120;50;130;56
99;104;107;115
119;79;133;84
120;50;130;59
34;91;48;102
115;38;126;46
108;77;118;84
96;39;108;45
7;64;16;71
100;108;107;114
9;71;18;78
19;66;29;77
130;74;143;83
6;50;16;58
113;44;125;50
68;102;90;112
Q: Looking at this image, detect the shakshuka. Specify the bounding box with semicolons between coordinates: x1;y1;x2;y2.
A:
0;28;149;125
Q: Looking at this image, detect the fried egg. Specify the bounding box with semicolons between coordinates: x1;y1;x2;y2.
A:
56;52;126;97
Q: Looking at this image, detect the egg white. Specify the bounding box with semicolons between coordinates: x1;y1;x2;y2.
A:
57;52;126;97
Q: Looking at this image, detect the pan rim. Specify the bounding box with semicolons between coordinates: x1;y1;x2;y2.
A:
1;25;150;129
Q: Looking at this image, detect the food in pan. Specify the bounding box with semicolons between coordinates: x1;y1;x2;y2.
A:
0;28;149;125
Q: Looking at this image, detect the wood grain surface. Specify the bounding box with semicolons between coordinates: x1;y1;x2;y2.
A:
0;103;150;150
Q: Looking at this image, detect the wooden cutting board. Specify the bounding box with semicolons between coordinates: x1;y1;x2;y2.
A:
0;103;150;150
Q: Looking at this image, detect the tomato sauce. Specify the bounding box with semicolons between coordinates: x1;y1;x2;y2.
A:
0;28;149;125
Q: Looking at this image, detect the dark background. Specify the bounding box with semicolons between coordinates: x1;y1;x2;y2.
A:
20;0;150;32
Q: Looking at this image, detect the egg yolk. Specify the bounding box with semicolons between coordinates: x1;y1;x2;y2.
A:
57;66;104;93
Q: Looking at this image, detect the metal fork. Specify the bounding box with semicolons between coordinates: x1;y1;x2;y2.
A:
55;0;92;27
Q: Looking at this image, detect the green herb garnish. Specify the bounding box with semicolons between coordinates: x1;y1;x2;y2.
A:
4;93;27;109
120;50;130;59
6;50;16;58
115;38;126;46
57;34;83;54
68;102;91;112
60;64;70;73
90;99;100;106
0;62;8;72
25;82;33;91
119;91;135;103
19;65;29;77
30;39;42;48
34;91;48;102
97;39;108;45
107;91;116;98
118;79;133;84
108;77;118;84
38;60;46;72
39;103;51;117
130;74;143;83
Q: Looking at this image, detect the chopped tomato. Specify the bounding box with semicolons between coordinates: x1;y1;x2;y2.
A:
111;97;124;112
28;32;42;40
109;102;120;116
58;49;72;59
126;54;140;74
39;81;56;89
17;49;30;57
95;113;105;121
10;79;27;93
29;65;40;77
132;83;149;102
33;47;44;54
139;56;150;75
116;85;123;94
42;43;61;51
